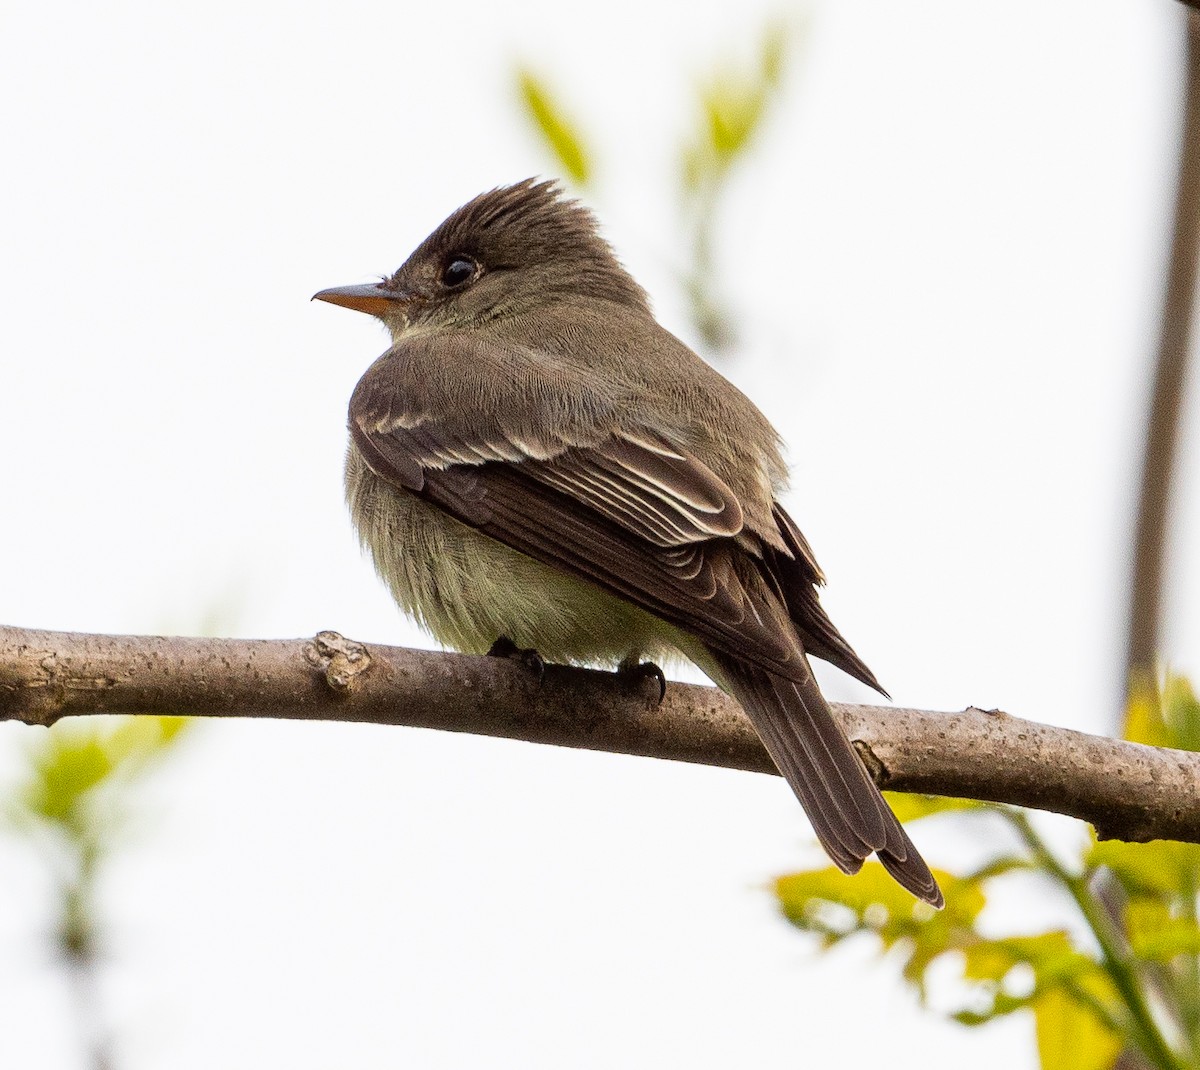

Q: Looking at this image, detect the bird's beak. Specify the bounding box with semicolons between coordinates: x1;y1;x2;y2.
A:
312;283;407;318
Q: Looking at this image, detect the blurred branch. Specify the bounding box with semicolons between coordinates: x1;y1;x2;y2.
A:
5;713;189;1070
3;625;1199;844
1125;6;1200;697
679;19;794;352
515;19;797;355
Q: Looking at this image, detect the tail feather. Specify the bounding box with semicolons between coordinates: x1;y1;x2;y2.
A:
879;824;941;905
764;672;890;852
743;687;864;873
710;650;943;908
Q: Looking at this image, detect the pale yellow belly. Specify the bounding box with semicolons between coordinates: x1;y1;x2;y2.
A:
345;447;686;667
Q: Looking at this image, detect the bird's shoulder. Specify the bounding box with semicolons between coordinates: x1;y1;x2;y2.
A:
351;320;622;452
351;303;788;546
488;303;792;500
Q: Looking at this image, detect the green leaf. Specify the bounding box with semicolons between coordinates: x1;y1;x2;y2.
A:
775;851;1136;1038
703;21;791;159
953;1009;995;1027
105;715;189;772
22;732;116;824
1125;899;1200;960
704;82;766;162
775;863;986;1002
960;939;1024;983
776;862;946;931
1124;675;1172;748
1162;674;1200;752
760;21;788;86
516;69;592;185
952;990;1037;1027
683;20;794;181
1089;838;1200;897
998;934;1113;993
1033;986;1121;1070
883;791;986;822
971;935;1121;1031
13;716;191;832
1123;670;1200;751
954;931;1116;1024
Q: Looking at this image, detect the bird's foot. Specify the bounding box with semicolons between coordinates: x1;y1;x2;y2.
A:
617;657;667;705
487;635;546;685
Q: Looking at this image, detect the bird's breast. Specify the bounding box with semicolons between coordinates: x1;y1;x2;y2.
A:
344;443;682;667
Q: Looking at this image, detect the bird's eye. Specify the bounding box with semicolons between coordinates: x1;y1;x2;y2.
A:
441;256;477;288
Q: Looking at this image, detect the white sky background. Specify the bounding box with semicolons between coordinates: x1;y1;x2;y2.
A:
0;0;1191;1067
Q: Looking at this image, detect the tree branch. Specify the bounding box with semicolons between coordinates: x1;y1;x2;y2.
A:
2;624;1196;844
1125;5;1200;697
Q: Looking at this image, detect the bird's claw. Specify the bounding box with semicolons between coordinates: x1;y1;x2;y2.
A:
618;658;667;705
487;635;546;685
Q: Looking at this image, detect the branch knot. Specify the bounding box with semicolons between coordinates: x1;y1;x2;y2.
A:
304;631;372;694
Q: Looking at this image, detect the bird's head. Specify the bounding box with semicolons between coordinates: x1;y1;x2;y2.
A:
313;179;648;341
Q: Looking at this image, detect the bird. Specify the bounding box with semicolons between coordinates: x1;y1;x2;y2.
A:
313;179;942;908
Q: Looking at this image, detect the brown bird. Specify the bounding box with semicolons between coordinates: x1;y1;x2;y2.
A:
314;179;942;907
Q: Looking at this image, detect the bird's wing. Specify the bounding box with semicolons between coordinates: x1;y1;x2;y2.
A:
355;376;883;690
350;358;802;677
358;416;745;548
761;503;887;696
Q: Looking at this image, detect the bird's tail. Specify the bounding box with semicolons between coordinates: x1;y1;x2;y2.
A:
707;650;942;908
